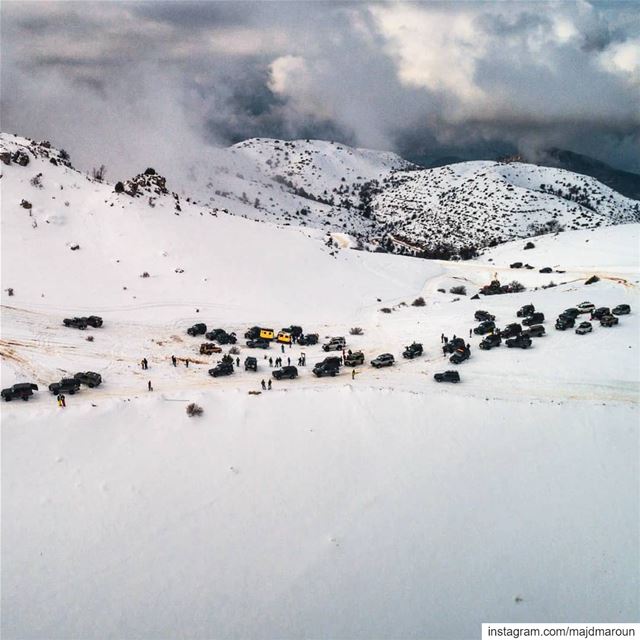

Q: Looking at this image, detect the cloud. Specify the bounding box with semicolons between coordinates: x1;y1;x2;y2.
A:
1;0;638;175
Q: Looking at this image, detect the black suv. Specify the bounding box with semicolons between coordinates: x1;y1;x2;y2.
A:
600;314;619;327
474;321;496;335
522;325;545;338
49;378;81;394
522;313;544;326
402;343;423;359
187;323;207;336
273;366;298;380
344;351;365;366
612;304;630;316
244;356;258;371
209;362;234;377
434;371;460;383
313;357;341;377
555;316;575;330
74;371;102;387
246;338;270;349
516;304;535;318
479;334;501;350
86;316;103;328
205;329;237;344
449;347;470;364
298;333;318;346
499;323;522;339
63;317;88;330
443;337;466;354
562;308;580;319
506;335;532;349
591;307;610;320
474;310;495;322
2;382;38;401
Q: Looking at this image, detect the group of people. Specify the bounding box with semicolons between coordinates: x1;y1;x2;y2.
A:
260;379;273;391
56;393;66;407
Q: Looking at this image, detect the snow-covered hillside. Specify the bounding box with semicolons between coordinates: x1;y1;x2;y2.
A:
2;132;639;638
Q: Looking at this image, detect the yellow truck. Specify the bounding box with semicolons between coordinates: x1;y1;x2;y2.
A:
276;331;292;344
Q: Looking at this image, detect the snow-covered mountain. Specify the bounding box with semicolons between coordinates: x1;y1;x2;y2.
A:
2;131;639;637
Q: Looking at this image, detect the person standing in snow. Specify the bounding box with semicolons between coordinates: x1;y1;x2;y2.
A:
171;355;177;367
441;333;444;343
269;356;273;367
236;357;240;367
444;336;448;344
281;344;285;354
57;394;63;407
287;357;291;366
60;394;66;407
469;329;473;338
148;380;153;391
261;379;266;390
268;379;272;390
351;369;356;381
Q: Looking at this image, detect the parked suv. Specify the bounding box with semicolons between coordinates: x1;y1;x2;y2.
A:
474;310;495;322
499;323;522;339
613;304;630;316
575;321;593;335
516;304;535;318
555;316;575;330
344;351;365;366
313;357;341;377
63;317;88;330
434;370;460;383
506;335;532;349
522;325;545;338
298;333;318;346
576;301;595;314
443;337;466;354
244;356;258;371
208;362;234;377
474;320;496;335
48;377;81;395
371;353;395;368
402;343;423;359
322;337;346;352
522;312;545;326
591;307;610;320
479;334;501;350
74;371;102;387
272;366;298;380
600;314;619;327
85;316;103;328
246;338;270;349
449;347;470;364
1;382;38;401
187;323;207;336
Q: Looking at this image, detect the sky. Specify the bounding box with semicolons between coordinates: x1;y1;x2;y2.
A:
1;0;639;178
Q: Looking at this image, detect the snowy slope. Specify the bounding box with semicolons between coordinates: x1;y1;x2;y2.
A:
2;132;639;638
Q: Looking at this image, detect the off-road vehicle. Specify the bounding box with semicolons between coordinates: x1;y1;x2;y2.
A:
85;316;103;328
297;333;318;346
575;321;593;335
63;317;88;330
322;337;346;352
246;338;270;349
562;308;580;319
474;310;495;322
443;337;466;354
555;316;575;330
2;382;38;401
344;351;365;366
510;261;523;269
371;353;395;368
49;377;81;395
187;323;207;337
200;343;222;355
591;307;610;320
613;304;630;316
577;301;595;314
244;356;258;371
506;335;532;349
600;314;619;327
282;326;303;339
205;329;236;344
499;323;522;339
434;371;460;383
208;362;234;377
402;342;423;359
539;266;553;273
522;325;545;338
313;357;341;377
516;304;535;318
479;334;501;350
272;366;298;380
474;320;496;335
74;371;102;387
449;347;470;364
522;312;545;326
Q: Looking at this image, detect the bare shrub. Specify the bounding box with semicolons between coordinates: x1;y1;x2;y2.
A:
186;403;203;417
449;285;467;295
349;327;364;335
229;346;240;355
380;307;392;314
412;297;425;307
508;280;526;293
86;335;94;342
140;272;150;278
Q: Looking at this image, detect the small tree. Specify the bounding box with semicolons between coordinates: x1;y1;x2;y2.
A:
449;285;467;295
92;165;106;182
412;296;425;307
349;327;364;335
186;403;203;417
508;280;525;293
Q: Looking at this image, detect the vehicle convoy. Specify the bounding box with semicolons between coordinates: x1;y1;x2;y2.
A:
474;310;495;322
322;337;346;352
506;334;532;349
371;353;395;368
600;314;619;327
434;370;460;383
205;329;237;344
209;362;234;377
74;371;102;387
200;343;222;355
577;301;595;314
297;333;318;346
499;323;522;339
49;377;81;395
591;307;610;320
246;338;270;349
344;351;365;366
449;347;471;364
276;331;292;344
187;323;207;337
443;337;466;354
63;317;88;330
517;304;535;318
575;321;593;335
272;366;298;380
522;312;545;326
555;316;575;330
402;342;423;359
474;320;496;335
479;334;501;350
522;325;545;338
313;357;341;377
244;326;275;341
613;304;631;315
2;383;38;401
244;356;258;371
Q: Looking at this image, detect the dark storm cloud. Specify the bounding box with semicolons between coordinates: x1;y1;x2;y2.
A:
1;0;638;176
